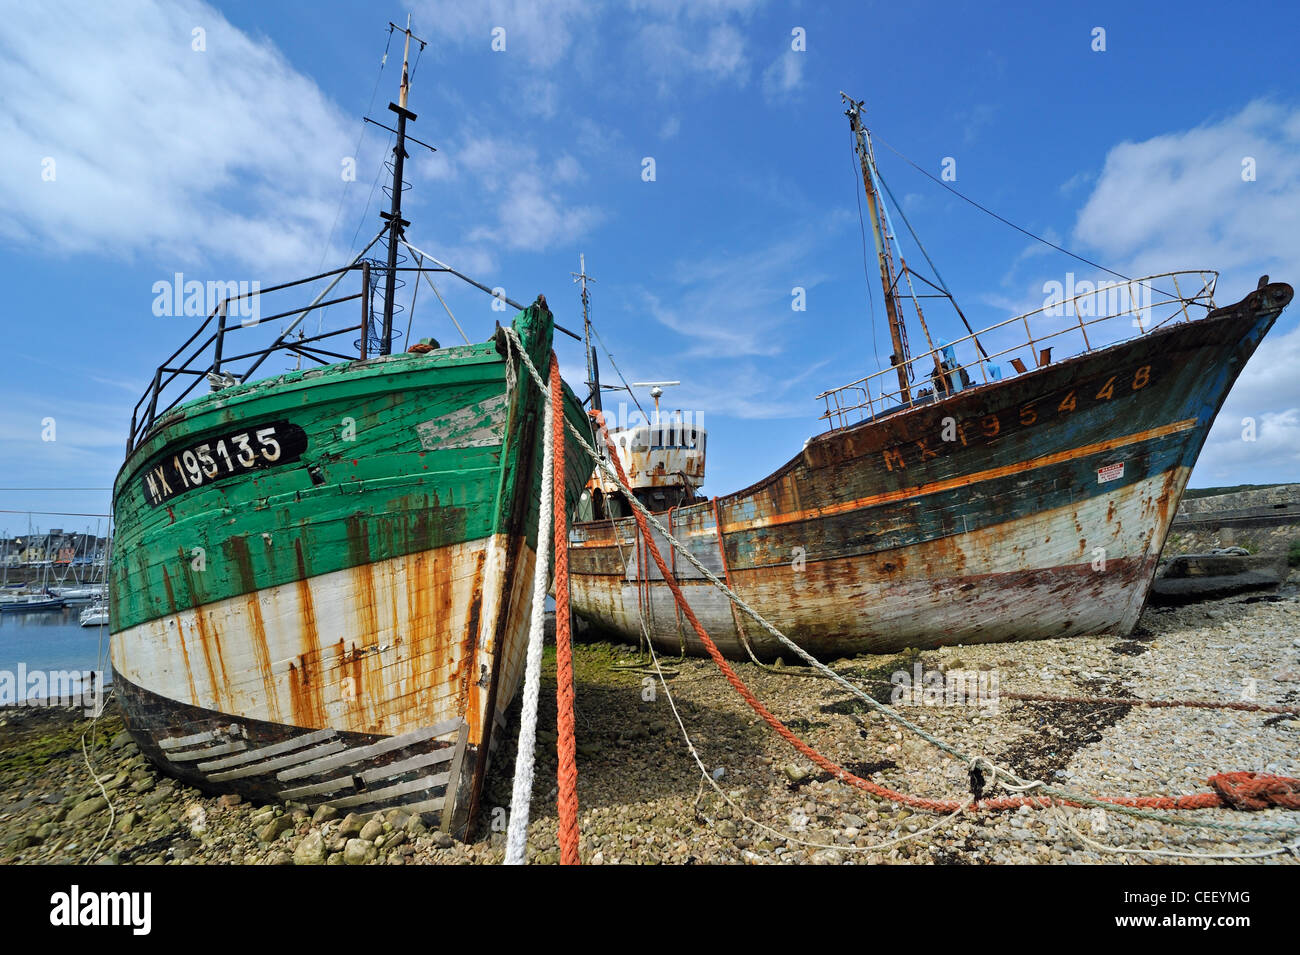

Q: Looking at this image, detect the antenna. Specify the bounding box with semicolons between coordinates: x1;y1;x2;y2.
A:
572;254;601;412
377;16;428;356
841;92;912;404
630;381;681;421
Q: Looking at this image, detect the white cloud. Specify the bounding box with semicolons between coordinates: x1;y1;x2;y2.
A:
638;226;838;359
467;171;602;250
446;132;601;250
0;0;363;273
635;19;753;93
1068;100;1300;486
761;50;804;102
414;0;587;68
1073;100;1300;284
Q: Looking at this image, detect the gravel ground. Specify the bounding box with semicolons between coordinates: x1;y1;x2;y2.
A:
1;580;1297;865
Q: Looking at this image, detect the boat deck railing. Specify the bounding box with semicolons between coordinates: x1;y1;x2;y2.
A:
816;270;1218;430
125;263;384;454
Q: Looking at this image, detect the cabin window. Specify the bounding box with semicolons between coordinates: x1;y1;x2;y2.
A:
631;431;648;452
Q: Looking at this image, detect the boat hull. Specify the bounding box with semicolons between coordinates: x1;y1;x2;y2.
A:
569;282;1293;658
110;306;593;838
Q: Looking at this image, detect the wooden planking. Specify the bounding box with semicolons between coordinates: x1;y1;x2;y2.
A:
440;722;470;833
277;746;457;801
159;725;242;750
326;772;450;809
207;740;348;782
166;740;248;762
400;796;447;817
277;775;358;801
276;720;463;782
357;747;456;784
197;728;338;771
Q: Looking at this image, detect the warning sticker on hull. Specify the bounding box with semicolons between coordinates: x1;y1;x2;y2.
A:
1097;461;1125;483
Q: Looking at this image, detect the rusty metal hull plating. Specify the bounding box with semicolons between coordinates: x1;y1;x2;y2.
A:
569;283;1294;659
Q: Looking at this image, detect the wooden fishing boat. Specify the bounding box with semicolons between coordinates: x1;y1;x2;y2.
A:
109;22;593;839
567;95;1293;659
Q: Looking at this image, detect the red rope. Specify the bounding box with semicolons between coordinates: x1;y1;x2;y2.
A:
592;418;1300;816
551;356;580;864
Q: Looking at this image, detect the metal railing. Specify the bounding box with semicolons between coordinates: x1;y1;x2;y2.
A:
816;271;1218;430
125;261;379;454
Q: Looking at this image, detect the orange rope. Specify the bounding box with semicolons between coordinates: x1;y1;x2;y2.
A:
551;356;580;864
595;423;1300;816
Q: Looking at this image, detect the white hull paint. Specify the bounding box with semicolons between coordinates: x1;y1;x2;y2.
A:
571;466;1189;658
110;533;537;746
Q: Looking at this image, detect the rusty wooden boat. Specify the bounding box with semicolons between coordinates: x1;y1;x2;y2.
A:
109;24;593;839
566;95;1294;659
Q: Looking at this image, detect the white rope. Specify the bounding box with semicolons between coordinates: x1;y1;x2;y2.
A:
503;342;553;865
502;325;1300;841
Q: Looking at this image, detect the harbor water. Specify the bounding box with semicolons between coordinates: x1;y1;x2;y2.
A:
0;608;111;704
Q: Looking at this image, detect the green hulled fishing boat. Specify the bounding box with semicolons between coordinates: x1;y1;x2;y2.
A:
109;22;593;839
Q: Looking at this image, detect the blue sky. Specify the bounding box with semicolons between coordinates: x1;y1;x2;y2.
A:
2;0;1298;538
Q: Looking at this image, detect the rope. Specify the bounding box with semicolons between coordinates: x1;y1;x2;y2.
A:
502;341;555;866
872;134;1191;303
834;676;1300;717
503;326;1300;838
550;355;581;865
1002;690;1300;716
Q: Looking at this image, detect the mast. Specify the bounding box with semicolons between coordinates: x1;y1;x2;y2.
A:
572;254;601;412
379;16;425;356
843;94;911;403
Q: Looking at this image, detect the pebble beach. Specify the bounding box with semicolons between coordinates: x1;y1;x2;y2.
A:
1;580;1297;866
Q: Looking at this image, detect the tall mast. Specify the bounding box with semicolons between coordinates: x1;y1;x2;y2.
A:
843;94;910;403
572;254;601;412
379;16;425;355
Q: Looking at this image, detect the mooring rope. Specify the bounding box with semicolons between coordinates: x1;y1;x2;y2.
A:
502;326;1300;839
503;337;555;865
549;355;581;865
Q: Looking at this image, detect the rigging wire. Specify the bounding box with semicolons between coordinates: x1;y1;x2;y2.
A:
872;135;1185;302
850;128;882;370
874;163;986;357
317;27;394;275
588;315;648;422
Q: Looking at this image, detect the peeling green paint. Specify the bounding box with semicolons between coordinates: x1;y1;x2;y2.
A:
111;305;594;633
